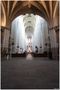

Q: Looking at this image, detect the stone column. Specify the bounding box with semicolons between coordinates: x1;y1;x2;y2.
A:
49;28;58;60
48;28;52;59
8;24;12;60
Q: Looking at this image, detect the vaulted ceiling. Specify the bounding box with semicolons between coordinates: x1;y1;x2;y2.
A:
1;0;59;28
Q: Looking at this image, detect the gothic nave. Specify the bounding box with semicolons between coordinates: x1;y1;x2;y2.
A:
1;0;59;89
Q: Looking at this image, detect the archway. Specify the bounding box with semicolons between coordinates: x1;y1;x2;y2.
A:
11;13;49;58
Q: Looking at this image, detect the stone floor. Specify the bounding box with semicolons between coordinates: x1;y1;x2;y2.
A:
1;55;59;89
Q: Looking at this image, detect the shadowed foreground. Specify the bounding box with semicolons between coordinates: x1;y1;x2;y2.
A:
1;57;59;89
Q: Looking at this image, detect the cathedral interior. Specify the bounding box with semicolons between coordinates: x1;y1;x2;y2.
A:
1;0;59;89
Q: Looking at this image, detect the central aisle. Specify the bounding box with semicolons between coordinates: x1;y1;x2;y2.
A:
26;53;33;60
